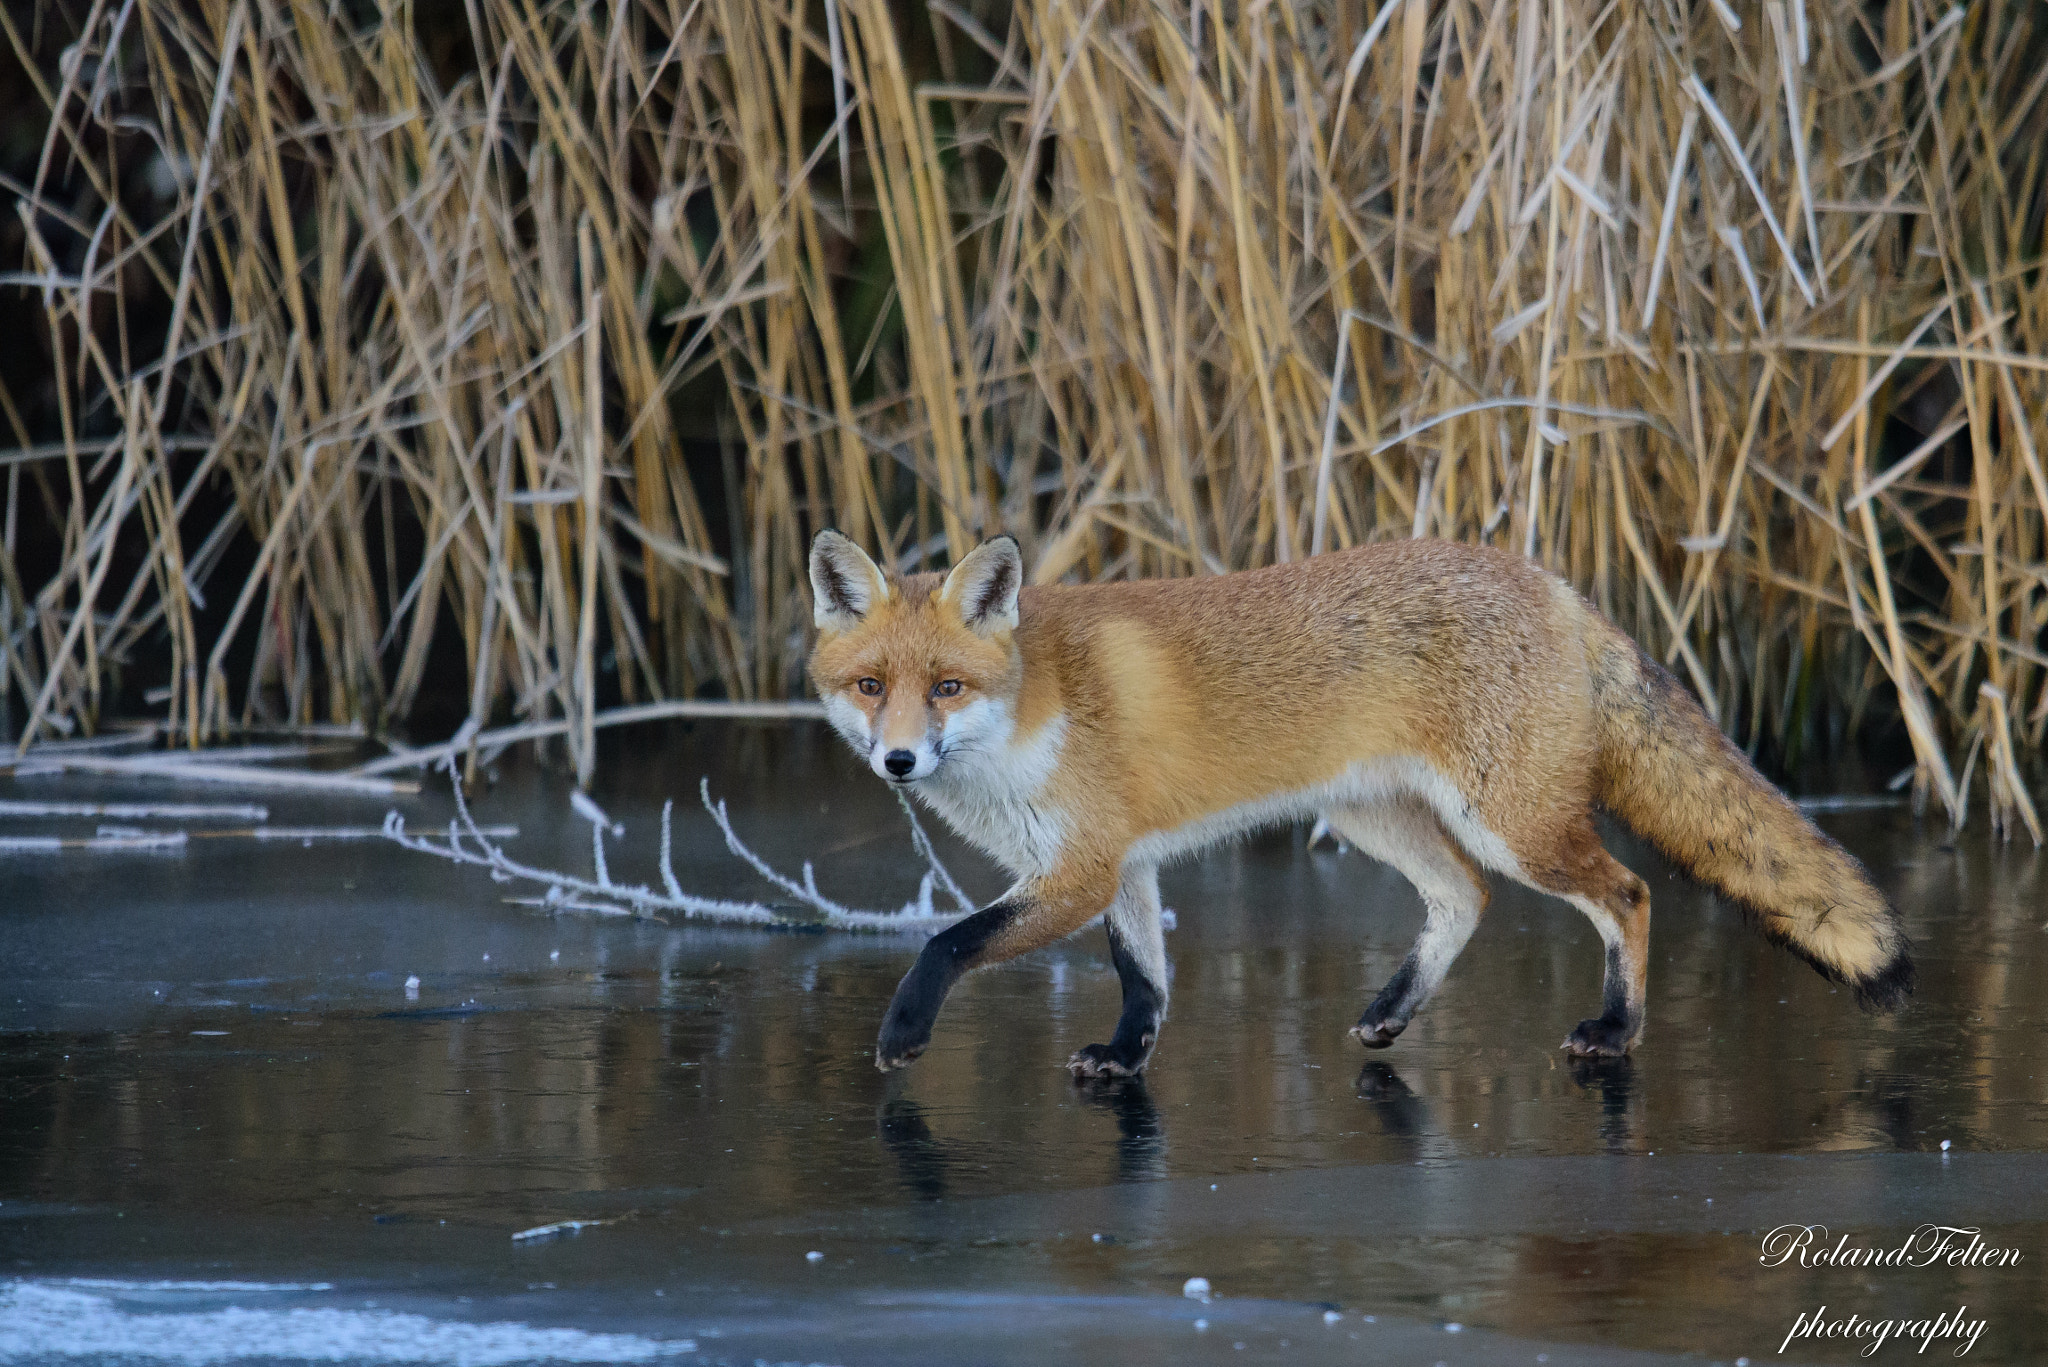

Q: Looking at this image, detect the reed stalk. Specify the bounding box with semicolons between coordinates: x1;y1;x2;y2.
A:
0;0;2041;828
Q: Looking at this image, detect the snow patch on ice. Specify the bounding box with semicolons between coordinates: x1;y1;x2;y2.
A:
0;1281;695;1364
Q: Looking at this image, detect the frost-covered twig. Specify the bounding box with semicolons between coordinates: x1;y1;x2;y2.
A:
383;762;965;932
511;1218;618;1242
0;829;188;852
351;700;829;777
15;754;419;795
0;798;267;821
895;787;974;914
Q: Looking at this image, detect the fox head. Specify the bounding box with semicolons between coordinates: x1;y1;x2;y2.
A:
806;530;1024;784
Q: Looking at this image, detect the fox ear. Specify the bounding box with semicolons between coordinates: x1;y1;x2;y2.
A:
810;530;889;631
940;535;1023;636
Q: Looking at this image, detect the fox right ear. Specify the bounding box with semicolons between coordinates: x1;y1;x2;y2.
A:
810;529;889;631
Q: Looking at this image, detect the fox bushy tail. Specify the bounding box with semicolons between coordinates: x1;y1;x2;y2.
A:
1587;625;1913;1010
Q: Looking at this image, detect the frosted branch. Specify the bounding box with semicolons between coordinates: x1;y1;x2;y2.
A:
383;762;966;932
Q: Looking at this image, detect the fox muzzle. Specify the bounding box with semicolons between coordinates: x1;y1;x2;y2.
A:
871;738;937;782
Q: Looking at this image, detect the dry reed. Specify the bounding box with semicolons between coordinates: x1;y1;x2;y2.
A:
1;0;2044;832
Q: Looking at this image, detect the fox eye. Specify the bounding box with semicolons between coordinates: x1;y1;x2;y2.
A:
933;679;963;698
857;677;883;697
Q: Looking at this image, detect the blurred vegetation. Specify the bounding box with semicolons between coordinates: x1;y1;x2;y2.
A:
0;0;2042;826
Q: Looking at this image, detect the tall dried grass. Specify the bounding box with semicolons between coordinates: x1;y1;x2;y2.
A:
1;0;2043;830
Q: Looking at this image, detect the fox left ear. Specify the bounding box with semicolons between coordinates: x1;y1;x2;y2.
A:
940;535;1022;636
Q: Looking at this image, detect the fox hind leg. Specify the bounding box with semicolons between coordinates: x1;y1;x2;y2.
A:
1326;799;1491;1049
1561;861;1650;1056
1508;816;1651;1057
1069;865;1167;1078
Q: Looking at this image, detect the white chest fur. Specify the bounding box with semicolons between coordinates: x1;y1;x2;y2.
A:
912;707;1070;880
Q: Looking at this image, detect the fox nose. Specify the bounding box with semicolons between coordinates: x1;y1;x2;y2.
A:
884;749;917;778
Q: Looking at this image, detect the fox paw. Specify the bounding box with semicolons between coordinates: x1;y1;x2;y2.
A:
875;1019;932;1072
1561;1017;1635;1058
1067;1043;1149;1078
1349;1018;1406;1050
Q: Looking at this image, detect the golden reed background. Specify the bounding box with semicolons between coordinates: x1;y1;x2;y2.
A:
1;0;2043;828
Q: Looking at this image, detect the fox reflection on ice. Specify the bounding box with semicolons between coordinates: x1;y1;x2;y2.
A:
881;1080;1168;1199
884;1057;1643;1202
1354;1057;1641;1154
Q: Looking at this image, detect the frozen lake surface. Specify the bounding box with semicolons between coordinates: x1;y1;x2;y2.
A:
2;721;2044;1364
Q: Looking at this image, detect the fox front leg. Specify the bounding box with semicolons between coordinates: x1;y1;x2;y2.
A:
875;864;1118;1072
1319;800;1492;1047
1068;865;1167;1078
874;899;1020;1070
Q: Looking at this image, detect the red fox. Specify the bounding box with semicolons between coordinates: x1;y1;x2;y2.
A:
806;530;1913;1075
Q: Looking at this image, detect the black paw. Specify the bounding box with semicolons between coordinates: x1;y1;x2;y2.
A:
876;1012;932;1072
1349;1017;1406;1049
1067;1041;1150;1078
1561;1016;1636;1058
